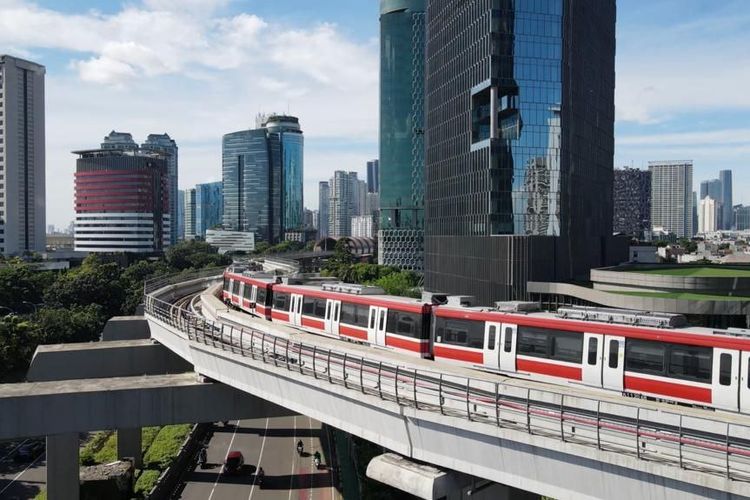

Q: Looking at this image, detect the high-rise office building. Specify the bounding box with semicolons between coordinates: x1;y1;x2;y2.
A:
303;208;314;229
700;179;721;202
318;181;330;239
734;205;750;231
649;161;694;238
101;131;137;151
312;209;319;230
177;190;185;240
698;196;718;234
351;215;375;238
73;147;169;253
195;182;222;239
613;167;651;239
329;171;352;238
379;0;426;272
366;159;379;193
222;115;302;244
424;0;621;304
719;170;732;230
184;188;196;240
0;55;46;256
692;191;698;237
142;134;178;244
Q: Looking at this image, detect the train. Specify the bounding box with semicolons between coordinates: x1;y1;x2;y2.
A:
222;268;750;413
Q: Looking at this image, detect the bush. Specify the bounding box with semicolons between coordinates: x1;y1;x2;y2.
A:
93;433;118;464
80;432;113;466
142;424;192;470
134;469;161;496
141;426;160;453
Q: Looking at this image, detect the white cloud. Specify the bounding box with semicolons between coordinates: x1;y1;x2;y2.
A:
618;129;750;147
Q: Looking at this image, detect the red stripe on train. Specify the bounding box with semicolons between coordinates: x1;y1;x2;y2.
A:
301;317;325;330
433;345;483;364
385;335;428;353
340;324;368;340
516;358;582;381
271;310;289;322
624;375;712;403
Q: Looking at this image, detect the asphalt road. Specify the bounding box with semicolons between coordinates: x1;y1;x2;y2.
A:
0;439;46;500
177;416;341;500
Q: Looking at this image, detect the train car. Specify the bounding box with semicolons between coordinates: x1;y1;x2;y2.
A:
222;269;276;320
432;304;750;412
269;282;433;357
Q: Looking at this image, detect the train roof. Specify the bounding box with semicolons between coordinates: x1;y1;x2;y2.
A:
272;283;429;313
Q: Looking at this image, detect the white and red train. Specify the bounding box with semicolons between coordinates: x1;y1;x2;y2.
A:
222;269;750;413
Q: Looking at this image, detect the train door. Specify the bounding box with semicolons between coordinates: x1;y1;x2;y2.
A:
713;349;740;411
374;307;388;346
483;322;501;369
228;279;235;300
289;294;303;326
238;282;245;305
250;285;258;304
741;352;750;413
582;333;604;387
325;299;341;336
499;324;517;372
367;306;378;344
602;336;625;391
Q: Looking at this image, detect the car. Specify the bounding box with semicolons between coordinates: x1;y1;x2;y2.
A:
14;441;44;462
223;451;244;474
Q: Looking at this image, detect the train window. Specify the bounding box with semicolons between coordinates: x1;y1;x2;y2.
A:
340;303;357;325
608;340;619;368
303;297;316;315
435;318;483;348
587;337;598;365
504;327;513;352
243;284;252;299
273;293;289;311
517;326;582;363
369;309;376;329
232;281;240;295
487;325;496;350
314;299;327;319
625;339;665;376
379;311;386;331
388;311;422;338
668;345;712;383
223;278;229;291
256;287;266;305
720;354;732;386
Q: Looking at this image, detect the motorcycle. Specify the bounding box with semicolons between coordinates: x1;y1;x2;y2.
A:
256;467;265;486
296;440;304;456
198;447;208;469
313;451;321;469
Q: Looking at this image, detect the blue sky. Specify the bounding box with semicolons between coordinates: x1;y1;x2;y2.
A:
1;0;748;228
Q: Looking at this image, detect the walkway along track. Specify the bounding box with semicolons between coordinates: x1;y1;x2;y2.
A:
144;271;750;492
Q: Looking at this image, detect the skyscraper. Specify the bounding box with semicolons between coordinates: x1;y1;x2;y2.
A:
0;55;46;256
719;170;732;230
379;0;426;272
700;179;721;201
329;171;352;238
73;147;169;253
613;167;651;239
424;0;621;304
222;115;302;244
698;196;718;234
649;161;694;238
318;181;330;239
142;134;178;244
366;159;379;193
184;188;196;240
177;190;185;240
101;131;137;150
195;182;223;239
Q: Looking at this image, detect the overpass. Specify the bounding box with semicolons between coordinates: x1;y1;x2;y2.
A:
144;271;750;500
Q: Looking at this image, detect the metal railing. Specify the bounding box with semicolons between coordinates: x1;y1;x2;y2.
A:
143;267;226;295
144;273;750;484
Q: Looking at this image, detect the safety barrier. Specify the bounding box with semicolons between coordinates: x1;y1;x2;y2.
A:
145;271;750;483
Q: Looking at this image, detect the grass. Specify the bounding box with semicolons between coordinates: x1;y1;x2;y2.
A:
80;431;113;465
34;491;46;500
612;291;750;301
142;424;192;470
624;267;750;277
133;469;161;497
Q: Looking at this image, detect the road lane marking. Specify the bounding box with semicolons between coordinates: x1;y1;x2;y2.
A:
0;451;44;496
0;440;29;463
308;416;314;500
289;416;297;500
248;417;269;500
207;420;240;500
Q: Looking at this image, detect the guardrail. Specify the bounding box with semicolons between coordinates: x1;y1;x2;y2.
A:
144;272;750;484
143;267;227;296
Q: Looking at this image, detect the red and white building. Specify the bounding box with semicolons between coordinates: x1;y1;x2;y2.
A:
73;148;170;253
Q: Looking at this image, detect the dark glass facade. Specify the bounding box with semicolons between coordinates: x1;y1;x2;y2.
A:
613;167;651;239
425;0;623;305
265;115;304;231
379;0;426;271
195;181;223;238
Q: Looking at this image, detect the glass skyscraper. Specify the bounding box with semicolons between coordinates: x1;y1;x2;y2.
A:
195;181;223;238
221;115;302;244
142;133;178;245
378;0;426;272
424;0;623;305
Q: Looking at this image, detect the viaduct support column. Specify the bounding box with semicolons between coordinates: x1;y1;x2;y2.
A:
46;433;79;500
117;427;142;468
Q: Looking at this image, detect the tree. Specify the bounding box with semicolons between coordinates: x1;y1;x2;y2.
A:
0;264;53;313
0;315;34;378
165;240;231;271
120;260;172;314
373;270;421;298
44;255;126;318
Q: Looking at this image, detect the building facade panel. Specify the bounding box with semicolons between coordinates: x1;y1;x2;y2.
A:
649;160;693;238
195;181;222;238
613;167;651;239
142;133;178;244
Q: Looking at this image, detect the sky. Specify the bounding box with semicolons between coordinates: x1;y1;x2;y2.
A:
0;0;748;229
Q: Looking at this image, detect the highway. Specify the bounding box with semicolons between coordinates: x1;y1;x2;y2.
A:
177;417;341;500
0;439;46;499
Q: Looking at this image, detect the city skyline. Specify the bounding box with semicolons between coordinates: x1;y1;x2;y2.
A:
0;0;747;228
